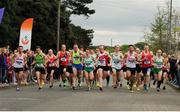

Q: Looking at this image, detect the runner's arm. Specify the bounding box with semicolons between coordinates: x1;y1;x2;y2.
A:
24;54;27;65
108;54;112;67
31;54;36;66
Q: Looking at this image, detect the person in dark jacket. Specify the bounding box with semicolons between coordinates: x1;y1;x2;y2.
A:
0;48;7;84
169;54;177;82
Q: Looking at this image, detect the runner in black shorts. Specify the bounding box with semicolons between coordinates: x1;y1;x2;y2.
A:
162;52;170;90
124;45;137;92
13;46;26;91
57;44;70;88
105;51;112;87
141;45;154;92
135;48;142;91
96;45;112;91
46;49;57;88
32;46;46;90
111;45;124;88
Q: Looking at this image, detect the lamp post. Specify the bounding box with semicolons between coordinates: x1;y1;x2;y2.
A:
169;0;173;52
57;0;61;51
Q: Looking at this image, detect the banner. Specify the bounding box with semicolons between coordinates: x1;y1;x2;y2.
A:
0;8;5;24
19;18;34;50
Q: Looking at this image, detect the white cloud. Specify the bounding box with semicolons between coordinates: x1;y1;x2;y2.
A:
93;30;144;46
70;0;180;46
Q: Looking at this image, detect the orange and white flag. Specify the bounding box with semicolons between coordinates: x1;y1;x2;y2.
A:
19;18;34;50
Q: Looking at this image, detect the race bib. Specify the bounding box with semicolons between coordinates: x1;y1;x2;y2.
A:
73;56;79;61
144;60;150;64
127;57;136;68
49;63;55;67
85;63;92;67
98;59;106;66
113;59;120;64
157;63;162;68
36;64;44;67
61;57;67;62
16;60;23;65
128;58;135;63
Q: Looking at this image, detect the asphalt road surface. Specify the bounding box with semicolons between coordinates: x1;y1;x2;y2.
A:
0;82;180;111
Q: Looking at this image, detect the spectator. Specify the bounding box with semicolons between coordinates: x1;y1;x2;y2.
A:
6;51;13;83
0;48;7;84
176;53;180;87
169;54;177;82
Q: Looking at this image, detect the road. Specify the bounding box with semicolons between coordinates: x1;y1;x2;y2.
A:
0;82;180;111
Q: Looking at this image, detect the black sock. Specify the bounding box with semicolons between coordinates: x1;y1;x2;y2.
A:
161;78;164;84
126;77;129;85
127;81;129;85
106;76;110;84
130;76;135;88
63;80;66;83
157;81;161;88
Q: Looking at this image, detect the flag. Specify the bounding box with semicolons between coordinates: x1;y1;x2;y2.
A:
0;8;5;24
19;18;34;50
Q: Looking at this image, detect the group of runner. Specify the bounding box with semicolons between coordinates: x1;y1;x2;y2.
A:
10;43;172;93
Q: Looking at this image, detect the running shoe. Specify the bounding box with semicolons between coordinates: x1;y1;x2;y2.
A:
63;82;67;88
130;87;134;93
127;85;130;90
127;81;129;85
113;85;117;89
137;87;140;91
130;90;134;93
78;82;82;87
163;86;166;90
96;82;100;87
59;83;62;87
143;84;148;92
120;84;123;87
157;87;160;92
153;80;156;85
88;86;91;91
25;82;29;86
40;80;45;87
78;80;82;87
133;84;137;88
38;87;42;90
99;87;103;91
49;85;53;88
72;86;76;90
16;87;20;91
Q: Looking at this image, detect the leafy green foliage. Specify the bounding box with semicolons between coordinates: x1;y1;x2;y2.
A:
134;42;147;50
144;5;180;53
120;44;129;53
0;0;95;51
63;0;95;17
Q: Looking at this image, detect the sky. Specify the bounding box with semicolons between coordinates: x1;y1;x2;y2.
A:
70;0;180;46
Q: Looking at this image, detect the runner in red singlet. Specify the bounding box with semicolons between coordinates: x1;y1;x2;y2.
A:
141;44;153;92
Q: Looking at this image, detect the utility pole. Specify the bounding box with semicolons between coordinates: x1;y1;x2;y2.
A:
169;0;173;53
111;38;113;47
174;14;177;52
57;0;61;51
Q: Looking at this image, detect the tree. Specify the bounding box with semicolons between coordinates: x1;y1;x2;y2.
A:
144;2;180;53
144;8;168;52
0;0;95;51
121;44;129;53
63;0;95;17
134;42;147;50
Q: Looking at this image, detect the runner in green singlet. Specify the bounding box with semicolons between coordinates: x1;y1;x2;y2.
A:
153;49;164;92
83;49;95;91
32;46;47;90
